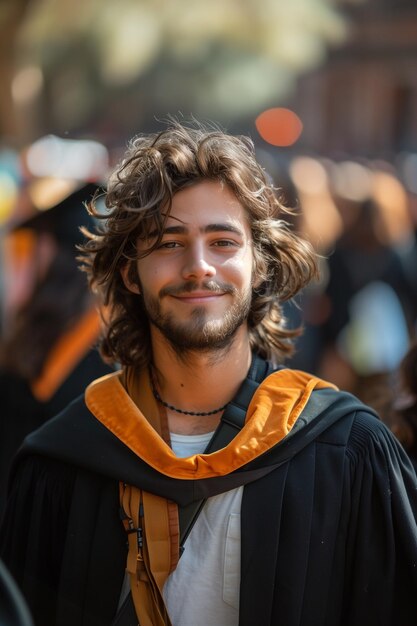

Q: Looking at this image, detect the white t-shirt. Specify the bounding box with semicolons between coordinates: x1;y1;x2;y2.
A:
117;431;242;626
164;431;242;626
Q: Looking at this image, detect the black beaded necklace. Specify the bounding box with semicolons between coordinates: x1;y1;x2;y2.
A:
150;371;228;417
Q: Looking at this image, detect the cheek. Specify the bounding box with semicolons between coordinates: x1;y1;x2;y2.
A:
222;252;253;287
137;258;175;290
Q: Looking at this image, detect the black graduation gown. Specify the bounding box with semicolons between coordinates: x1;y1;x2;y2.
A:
1;377;417;626
0;348;112;519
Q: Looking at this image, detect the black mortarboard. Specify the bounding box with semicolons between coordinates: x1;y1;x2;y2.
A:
13;182;101;247
8;134;109;247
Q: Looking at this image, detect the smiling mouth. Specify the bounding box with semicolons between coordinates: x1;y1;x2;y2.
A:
171;292;225;303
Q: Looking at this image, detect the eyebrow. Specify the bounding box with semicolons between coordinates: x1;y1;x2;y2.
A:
147;223;245;239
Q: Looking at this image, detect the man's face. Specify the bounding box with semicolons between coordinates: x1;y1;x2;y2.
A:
123;180;254;353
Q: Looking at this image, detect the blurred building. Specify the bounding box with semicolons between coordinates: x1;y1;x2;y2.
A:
294;0;417;156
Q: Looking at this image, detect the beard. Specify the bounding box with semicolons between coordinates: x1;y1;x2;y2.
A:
141;280;252;354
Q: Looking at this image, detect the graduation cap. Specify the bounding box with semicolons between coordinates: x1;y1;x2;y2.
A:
14;181;102;247
9;135;109;247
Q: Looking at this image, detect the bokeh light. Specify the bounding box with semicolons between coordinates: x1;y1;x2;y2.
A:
255;107;303;147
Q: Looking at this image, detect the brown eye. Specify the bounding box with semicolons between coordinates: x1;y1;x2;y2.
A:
158;241;181;249
212;240;238;248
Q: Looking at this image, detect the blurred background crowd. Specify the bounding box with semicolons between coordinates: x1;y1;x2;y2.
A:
1;0;417;499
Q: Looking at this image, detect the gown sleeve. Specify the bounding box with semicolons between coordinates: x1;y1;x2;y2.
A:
344;412;417;625
0;455;76;626
0;451;127;626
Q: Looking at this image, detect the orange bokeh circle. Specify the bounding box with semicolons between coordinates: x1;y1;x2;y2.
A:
255;108;303;147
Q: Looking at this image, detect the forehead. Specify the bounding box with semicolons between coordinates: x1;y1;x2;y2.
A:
167;180;249;232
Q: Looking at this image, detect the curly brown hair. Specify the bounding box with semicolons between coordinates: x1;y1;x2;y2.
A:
80;120;318;368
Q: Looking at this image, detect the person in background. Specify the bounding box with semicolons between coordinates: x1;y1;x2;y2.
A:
319;197;415;411
1;121;417;626
0;137;113;518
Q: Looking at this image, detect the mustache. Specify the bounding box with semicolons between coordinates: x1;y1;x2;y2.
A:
159;281;236;298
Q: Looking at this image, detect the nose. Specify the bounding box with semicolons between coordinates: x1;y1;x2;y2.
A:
181;243;216;281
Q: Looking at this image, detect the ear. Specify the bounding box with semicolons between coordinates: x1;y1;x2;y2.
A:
120;262;141;295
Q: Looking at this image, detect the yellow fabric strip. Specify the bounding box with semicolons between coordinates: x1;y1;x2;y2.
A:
85;368;337;481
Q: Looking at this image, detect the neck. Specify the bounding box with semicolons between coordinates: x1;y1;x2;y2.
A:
150;326;252;435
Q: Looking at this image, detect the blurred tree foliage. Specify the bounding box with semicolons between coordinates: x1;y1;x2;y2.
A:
1;0;348;145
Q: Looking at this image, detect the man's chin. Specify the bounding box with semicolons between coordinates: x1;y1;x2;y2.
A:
155;320;242;352
147;294;251;352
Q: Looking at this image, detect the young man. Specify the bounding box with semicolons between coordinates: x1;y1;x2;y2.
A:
1;121;417;626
